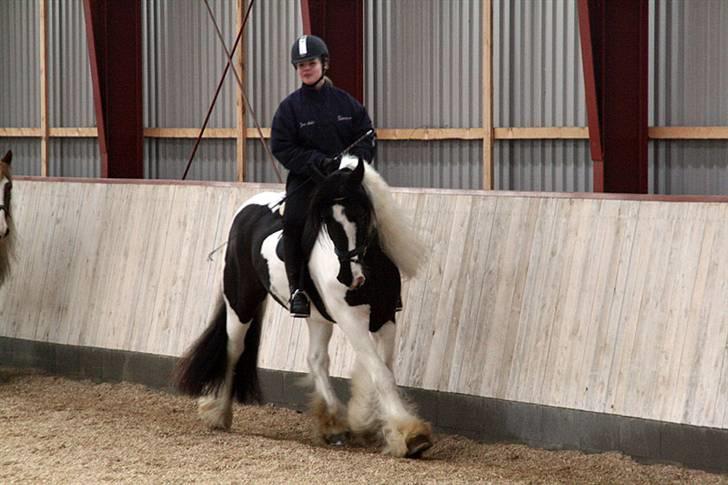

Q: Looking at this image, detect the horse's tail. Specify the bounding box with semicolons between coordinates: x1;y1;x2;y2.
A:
172;295;263;403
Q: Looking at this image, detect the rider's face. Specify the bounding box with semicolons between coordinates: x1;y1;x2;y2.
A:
296;59;323;85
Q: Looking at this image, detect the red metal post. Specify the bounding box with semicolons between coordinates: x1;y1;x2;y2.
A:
300;0;364;103
577;0;648;193
83;0;143;179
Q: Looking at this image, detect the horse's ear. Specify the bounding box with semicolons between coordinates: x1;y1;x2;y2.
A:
1;150;11;165
349;157;364;186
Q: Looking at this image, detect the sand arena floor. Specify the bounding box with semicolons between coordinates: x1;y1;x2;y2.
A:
0;368;726;484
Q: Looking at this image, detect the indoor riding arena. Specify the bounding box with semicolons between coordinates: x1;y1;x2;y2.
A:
1;1;727;483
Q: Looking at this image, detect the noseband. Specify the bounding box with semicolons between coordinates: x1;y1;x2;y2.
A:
334;233;372;264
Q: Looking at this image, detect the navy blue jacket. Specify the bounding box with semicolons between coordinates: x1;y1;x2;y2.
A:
271;83;375;181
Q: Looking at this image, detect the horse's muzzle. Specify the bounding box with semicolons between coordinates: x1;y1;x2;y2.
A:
351;275;366;289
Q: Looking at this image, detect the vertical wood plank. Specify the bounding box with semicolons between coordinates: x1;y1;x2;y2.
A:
39;0;49;176
482;0;493;190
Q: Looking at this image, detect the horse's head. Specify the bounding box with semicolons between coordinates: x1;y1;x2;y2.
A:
0;150;12;239
306;157;374;290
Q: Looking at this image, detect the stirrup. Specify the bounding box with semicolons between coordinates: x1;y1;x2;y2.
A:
289;289;311;318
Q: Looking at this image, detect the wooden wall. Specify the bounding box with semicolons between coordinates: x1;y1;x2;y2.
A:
1;179;726;430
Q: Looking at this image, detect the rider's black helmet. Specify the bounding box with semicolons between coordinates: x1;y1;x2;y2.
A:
290;35;329;66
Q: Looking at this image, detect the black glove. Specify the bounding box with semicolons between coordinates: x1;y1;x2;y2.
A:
308;156;341;182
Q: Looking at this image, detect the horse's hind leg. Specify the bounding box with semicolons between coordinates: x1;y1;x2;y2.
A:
306;318;348;445
198;283;266;430
339;317;432;458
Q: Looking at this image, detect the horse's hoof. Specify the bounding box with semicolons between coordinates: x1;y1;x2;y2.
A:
325;433;348;446
405;434;432;459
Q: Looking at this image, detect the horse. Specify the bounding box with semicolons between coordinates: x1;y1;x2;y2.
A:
173;156;433;458
0;150;14;286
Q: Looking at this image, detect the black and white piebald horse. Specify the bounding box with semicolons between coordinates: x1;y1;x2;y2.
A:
0;150;14;285
174;156;433;458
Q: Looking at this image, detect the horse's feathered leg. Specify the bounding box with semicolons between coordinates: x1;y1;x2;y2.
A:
305;318;348;445
336;314;432;458
347;321;396;442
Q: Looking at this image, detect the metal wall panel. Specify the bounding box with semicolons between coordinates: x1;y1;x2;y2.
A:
144;138;236;181
650;141;728;195
494;0;586;127
245;0;302;127
364;0;482;189
0;139;40;176
493;0;589;192
651;0;728;126
243;0;302;183
143;0;237;129
376;140;482;189
49;138;100;177
366;0;482;128
0;0;40;128
495;140;592;192
48;0;95;128
650;0;728;195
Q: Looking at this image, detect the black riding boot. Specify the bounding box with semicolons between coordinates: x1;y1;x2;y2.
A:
289;288;311;318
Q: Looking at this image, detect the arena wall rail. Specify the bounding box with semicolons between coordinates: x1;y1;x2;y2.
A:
1;178;727;472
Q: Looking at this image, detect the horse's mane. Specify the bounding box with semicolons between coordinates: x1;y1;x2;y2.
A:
306;156;427;279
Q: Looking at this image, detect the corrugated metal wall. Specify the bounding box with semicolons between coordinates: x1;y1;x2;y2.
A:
1;0;727;194
493;0;591;192
143;0;238;180
0;0;40;129
365;0;483;189
649;0;728;194
244;0;302;183
0;0;40;176
47;0;98;177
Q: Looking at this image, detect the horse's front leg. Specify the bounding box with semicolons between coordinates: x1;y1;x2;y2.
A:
306;318;348;445
337;314;432;458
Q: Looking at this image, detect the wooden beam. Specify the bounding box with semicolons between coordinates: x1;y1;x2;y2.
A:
143;128;237;138
0;128;42;137
49;128;98;137
6;126;728;142
494;127;589;139
39;0;49;176
376;128;484;140
236;0;246;183
648;126;728;139
482;0;493;190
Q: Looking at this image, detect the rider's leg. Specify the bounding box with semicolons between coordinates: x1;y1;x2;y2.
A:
282;179;313;317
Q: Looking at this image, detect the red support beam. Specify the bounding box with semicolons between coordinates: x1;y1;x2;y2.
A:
577;0;648;194
300;0;364;103
83;0;143;179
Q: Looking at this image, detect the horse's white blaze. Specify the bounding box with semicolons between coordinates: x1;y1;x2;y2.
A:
260;230;289;302
331;204;365;286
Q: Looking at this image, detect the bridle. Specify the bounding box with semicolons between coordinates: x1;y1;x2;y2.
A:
334;232;373;265
330;196;375;265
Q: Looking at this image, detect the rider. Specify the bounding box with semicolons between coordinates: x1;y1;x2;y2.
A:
271;35;376;318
